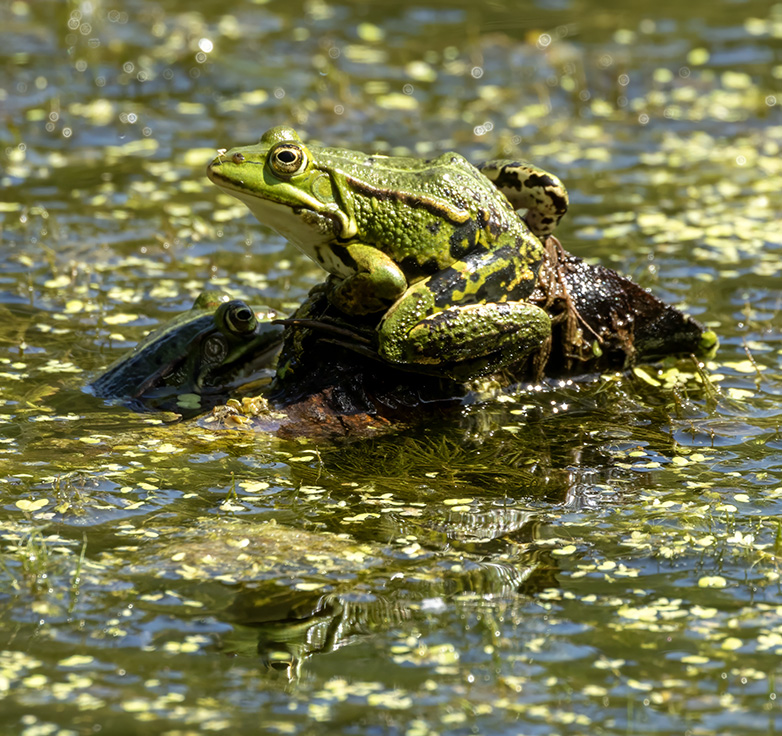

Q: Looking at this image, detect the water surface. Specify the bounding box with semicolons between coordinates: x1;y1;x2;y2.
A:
2;0;782;733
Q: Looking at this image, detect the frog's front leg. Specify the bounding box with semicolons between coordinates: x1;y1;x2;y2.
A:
478;160;568;240
328;243;408;316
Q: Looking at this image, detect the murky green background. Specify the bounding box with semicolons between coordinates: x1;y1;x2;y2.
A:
2;0;782;733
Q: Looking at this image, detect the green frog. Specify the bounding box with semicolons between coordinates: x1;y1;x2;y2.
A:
207;126;568;378
90;292;284;414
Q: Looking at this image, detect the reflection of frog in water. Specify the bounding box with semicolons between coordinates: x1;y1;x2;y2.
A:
208;126;569;380
90;291;283;415
116;516;552;681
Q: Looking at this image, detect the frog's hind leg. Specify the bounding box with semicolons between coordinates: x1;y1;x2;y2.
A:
392;300;551;368
377;246;551;377
477;160;568;240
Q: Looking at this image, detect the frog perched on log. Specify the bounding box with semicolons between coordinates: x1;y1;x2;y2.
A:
207;126;569;380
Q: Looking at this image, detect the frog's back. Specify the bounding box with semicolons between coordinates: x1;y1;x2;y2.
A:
318;148;499;199
315;149;531;272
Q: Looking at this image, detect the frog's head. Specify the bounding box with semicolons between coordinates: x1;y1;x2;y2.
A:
91;295;283;415
207;126;357;252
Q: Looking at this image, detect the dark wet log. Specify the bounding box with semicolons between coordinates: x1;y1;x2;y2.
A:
529;238;711;374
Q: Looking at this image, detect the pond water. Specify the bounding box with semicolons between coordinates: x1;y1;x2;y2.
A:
2;0;782;733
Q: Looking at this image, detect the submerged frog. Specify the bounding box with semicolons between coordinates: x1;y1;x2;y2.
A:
90;292;284;414
207;126;568;379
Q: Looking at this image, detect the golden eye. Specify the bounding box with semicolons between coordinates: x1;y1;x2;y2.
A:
269;143;306;176
232;152;245;164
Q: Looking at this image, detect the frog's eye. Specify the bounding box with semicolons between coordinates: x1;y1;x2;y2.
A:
216;300;258;336
269;143;307;177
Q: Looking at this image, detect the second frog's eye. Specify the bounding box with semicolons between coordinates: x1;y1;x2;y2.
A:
269;143;307;176
215;300;258;336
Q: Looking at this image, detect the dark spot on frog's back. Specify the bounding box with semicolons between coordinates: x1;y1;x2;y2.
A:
523;172;556;190
491;165;524;191
471;262;523;302
399;255;442;280
427;221;441;235
448;218;479;260
428;268;469;308
525;174;568;214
